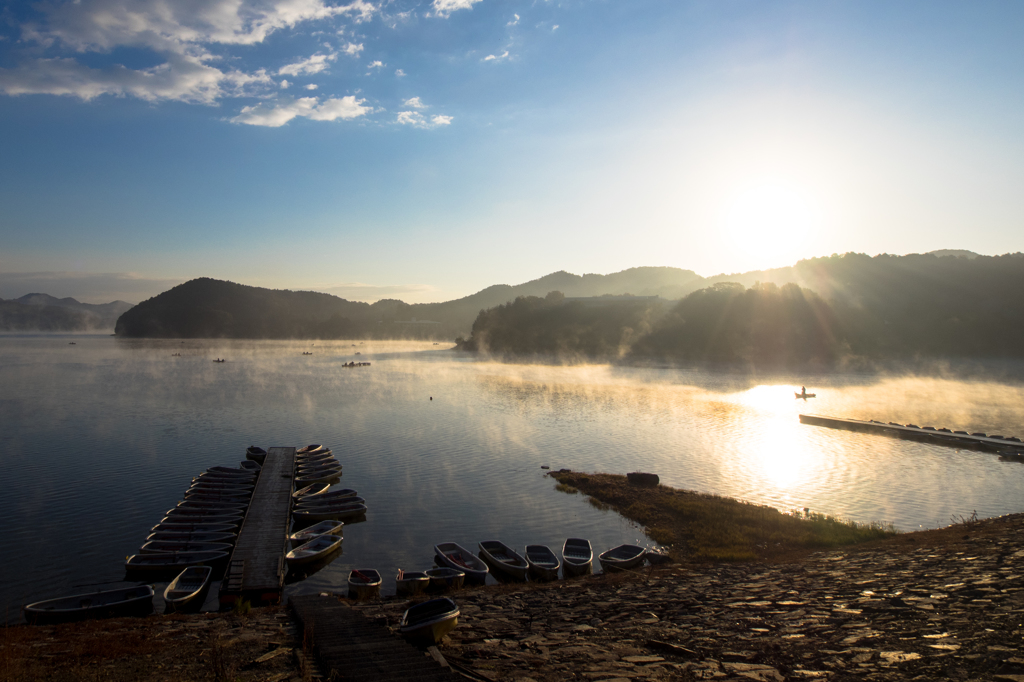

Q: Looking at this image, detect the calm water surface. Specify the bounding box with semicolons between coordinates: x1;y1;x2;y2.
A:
2;334;1024;620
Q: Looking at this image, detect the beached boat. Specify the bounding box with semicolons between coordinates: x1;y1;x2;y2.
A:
434;542;489;583
151;521;238;534
291;501;366;523
478;540;528;581
561;538;593;577
140;540;233;554
245;446;267;463
399;597;460;644
146;531;236;545
163;566;212;613
645;546;672;564
24;585;154;625
125;551;229;573
288;520;343;548
525;545;560;581
425;567;465;591
292;482;330;498
296;444;326;456
285;534;342;566
598;544;646;573
347;568;382;599
395;570;430;596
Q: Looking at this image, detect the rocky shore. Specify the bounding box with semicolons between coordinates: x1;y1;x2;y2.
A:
4;513;1024;681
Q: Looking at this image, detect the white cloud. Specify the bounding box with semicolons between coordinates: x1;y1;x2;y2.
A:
483;51;509;62
1;0;377;105
431;0;484;18
396;110;452;128
552;24;559;31
395;69;406;77
341;42;364;56
232;95;369;127
305;83;318;90
403;96;426;108
280;79;291;88
367;60;384;70
508;14;520;26
279;53;337;76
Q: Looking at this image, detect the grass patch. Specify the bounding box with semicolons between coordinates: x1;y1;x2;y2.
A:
554;483;578;494
552;471;898;562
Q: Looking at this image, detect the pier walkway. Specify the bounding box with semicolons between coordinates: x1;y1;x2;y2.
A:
291;594;461;681
800;413;1023;453
220;446;294;606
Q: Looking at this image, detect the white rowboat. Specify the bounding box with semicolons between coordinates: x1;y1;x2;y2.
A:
525;545;560;581
434;542;489;583
478;540;528;581
163;566;212;613
561;538;593;577
285;534;342;566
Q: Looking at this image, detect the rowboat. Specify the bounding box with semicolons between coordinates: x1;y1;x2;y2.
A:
163;509;244;523
183;490;251;503
296;459;341;473
293;488;358;504
24;585;154;625
296;444;326;456
245;446;267;463
146;531;236;544
434;542;489;583
561;538;593;577
292;482;330;498
525;545;560;581
395;570;430;596
399;597;460;644
140;540;233;554
288;520;343;548
152;521;238;534
194;471;255;484
293;468;343;487
239;460;261;472
163;566;212;613
187;481;253;493
125;551;229;573
478;540;528;581
598;544;646;572
291;502;366;523
296;449;334;463
795;392;816;399
285;534;342;566
294;496;365;509
207;466;253;475
347;568;382;599
176;500;248;513
425;567;465;591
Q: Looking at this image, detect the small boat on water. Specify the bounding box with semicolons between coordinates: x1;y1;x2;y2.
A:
195;471;255;483
183;490;251;503
285;534;342;566
296;459;341;473
163;566;212;613
239;460;261;472
478;540;528;581
400;597;460;644
151;521;238;534
296;444;326;456
296;449;334;462
125;551;229;573
562;538;593;577
291;501;366;523
293;488;358;504
598;544;646;573
140;540;233;554
147;531;236;544
245;446;267;463
525;545;560;581
425;567;465;591
176;500;248;513
293;468;343;487
293;482;331;498
24;585;154;625
187;480;253;493
294;496;365;509
395;569;430;596
434;542;489;583
347;568;382;599
207;466;253;475
163;509;244;524
289;520;343;548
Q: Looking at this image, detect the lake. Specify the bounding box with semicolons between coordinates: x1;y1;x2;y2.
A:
2;334;1024;621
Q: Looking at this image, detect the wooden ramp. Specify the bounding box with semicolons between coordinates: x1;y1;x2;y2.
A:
220;446;294;606
290;594;461;681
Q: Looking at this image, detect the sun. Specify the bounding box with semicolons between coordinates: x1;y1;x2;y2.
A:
720;179;820;268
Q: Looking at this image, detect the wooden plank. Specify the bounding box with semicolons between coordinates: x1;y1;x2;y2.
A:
221;446;294;605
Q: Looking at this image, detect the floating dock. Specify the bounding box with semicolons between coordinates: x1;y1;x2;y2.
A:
290;594;461;681
220;446;295;606
800;414;1024;453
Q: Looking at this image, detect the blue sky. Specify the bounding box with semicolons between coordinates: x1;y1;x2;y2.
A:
1;0;1022;303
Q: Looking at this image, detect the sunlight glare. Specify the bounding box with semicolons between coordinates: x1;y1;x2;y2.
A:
720;179;821;268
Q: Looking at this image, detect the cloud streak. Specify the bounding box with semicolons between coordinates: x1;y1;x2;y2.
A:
231;95;369;127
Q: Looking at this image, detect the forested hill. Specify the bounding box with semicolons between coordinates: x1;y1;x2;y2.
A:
0;294;133;331
459;253;1024;366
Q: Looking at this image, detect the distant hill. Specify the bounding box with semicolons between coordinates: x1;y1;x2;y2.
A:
0;294;134;331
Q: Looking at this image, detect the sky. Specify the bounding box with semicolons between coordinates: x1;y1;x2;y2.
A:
1;0;1022;304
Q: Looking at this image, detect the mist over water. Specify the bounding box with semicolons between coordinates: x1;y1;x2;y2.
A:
2;334;1024;621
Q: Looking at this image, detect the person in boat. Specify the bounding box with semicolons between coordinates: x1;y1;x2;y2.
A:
800;386;807;397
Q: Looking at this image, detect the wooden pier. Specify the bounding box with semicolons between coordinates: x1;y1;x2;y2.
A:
220;446;294;606
800;414;1024;453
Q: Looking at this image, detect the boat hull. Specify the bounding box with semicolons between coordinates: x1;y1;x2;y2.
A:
435;543;489;583
24;586;154;625
400;598;460;644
